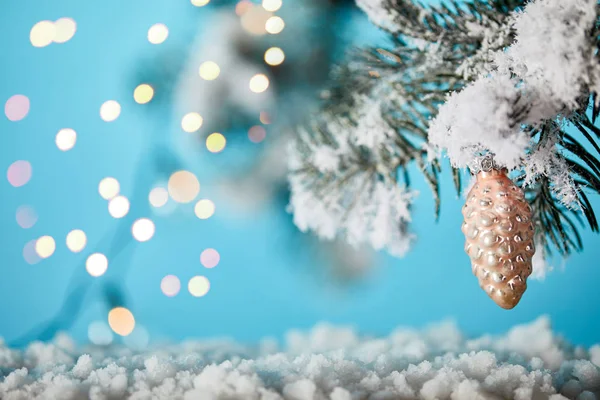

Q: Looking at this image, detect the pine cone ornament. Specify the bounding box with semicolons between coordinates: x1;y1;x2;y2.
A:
462;159;535;309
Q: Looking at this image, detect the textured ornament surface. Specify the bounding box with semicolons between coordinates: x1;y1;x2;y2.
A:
462;169;535;309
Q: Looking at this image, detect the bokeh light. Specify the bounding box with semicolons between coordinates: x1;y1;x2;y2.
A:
5;95;30;121
66;229;87;253
30;20;56;47
264;47;285;66
98;177;120;200
200;248;220;268
16;205;37;229
23;240;41;265
265;16;285;34
35;236;56;259
194;199;215;219
55;128;77;151
148;23;168;44
199;61;220;80
168;171;200;203
132;218;155;242
249;74;270;93
191;0;210;6
108;307;135;336
181;112;203;132
88;321;113;345
248;125;267;143
133;84;154;104
108;195;130;218
53;18;76;43
149;187;169;208
161;275;181;297
100;100;121;122
236;0;253;15
240;6;270;35
188;276;210;297
86;253;108;277
7;160;32;187
260;111;271;124
206;133;226;153
262;0;282;11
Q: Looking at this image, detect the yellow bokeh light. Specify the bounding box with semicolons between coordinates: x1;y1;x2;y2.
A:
168;170;200;203
188;276;210;297
206;133;226;153
191;0;210;6
133;84;154;104
108;307;135;336
100;100;121;122
108;195;130;218
30;20;56;48
98;177;120;200
181;112;203;133
262;0;282;12
265;16;285;34
149;187;169;208
264;47;285;66
194;199;215;219
35;236;56;259
55;128;77;151
53;18;76;44
66;229;87;253
259;111;271;124
86;253;108;277
249;74;270;93
198;61;220;81
148;23;169;44
132;218;155;242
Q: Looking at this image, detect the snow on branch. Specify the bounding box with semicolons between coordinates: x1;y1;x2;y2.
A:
1;317;600;399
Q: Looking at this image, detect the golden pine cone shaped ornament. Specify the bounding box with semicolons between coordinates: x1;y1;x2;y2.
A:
462;157;535;309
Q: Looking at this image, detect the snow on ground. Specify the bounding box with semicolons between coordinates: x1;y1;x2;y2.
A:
1;317;599;399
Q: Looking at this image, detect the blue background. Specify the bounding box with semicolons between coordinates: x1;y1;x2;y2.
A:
1;0;599;348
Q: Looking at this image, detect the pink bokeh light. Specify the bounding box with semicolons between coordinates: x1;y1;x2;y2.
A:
200;248;220;268
5;95;30;121
16;205;38;229
7;160;32;187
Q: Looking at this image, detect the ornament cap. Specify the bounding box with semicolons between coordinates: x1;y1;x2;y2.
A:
469;154;503;175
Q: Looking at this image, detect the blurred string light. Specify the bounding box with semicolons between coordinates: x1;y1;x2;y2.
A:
5;94;30;121
259;111;271;124
200;248;220;268
149;187;169;208
248;125;266;143
98;177;120;200
265;16;285;34
181;112;203;132
88;321;113;345
191;0;210;6
7;160;32;187
35;235;56;259
262;0;282;12
206;133;226;153
264;47;285;66
131;218;155;242
249;74;269;93
133;84;154;104
147;23;168;44
66;229;87;252
160;275;181;297
53;18;77;44
23;240;41;265
240;6;271;35
55;128;77;151
30;20;56;47
198;61;220;81
108;195;130;218
188;276;210;297
86;253;108;277
100;100;121;122
16;205;37;229
108;307;135;336
194;199;215;219
168;170;200;203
